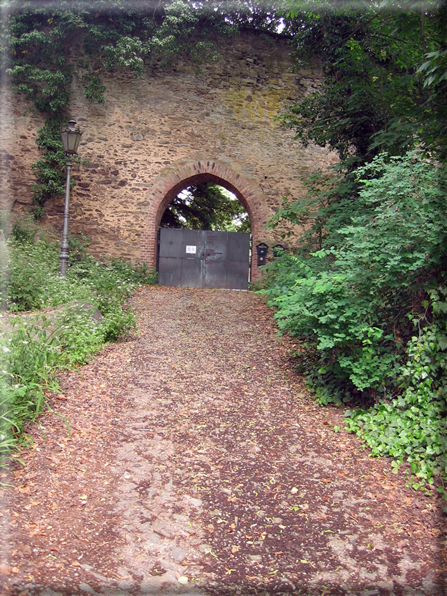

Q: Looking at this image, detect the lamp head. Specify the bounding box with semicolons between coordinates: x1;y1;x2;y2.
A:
61;120;82;155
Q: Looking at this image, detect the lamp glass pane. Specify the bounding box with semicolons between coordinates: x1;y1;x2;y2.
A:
61;129;81;154
68;133;79;153
61;130;69;153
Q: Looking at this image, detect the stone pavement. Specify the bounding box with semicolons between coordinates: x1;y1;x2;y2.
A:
1;287;444;595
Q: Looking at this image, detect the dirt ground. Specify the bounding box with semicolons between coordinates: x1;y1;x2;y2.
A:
0;286;445;595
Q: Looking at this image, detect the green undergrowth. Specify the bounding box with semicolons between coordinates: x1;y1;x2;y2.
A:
261;152;447;497
0;220;157;461
345;286;447;496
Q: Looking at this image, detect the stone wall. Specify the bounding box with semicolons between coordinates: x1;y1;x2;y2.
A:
0;32;336;279
0;81;44;215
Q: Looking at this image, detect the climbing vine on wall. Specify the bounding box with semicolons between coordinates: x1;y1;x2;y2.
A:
4;0;261;215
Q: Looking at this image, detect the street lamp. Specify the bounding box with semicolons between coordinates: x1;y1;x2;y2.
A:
59;119;82;276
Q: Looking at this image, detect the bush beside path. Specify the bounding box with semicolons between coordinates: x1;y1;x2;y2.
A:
0;286;444;595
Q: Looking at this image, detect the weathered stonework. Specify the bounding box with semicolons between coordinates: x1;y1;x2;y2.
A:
1;32;336;279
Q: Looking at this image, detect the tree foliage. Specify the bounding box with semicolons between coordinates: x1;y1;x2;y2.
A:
161;183;251;232
281;0;447;163
262;0;447;493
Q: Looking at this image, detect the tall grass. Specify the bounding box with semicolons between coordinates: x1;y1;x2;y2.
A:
0;217;157;460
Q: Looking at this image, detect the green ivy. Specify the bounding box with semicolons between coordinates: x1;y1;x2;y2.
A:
281;1;447;163
4;1;247;215
345;286;447;492
30;119;69;217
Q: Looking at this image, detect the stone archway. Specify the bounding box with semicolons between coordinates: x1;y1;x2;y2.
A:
140;160;271;281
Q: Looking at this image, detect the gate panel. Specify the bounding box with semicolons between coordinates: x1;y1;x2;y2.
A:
158;228;205;288
180;257;203;288
180;229;205;288
203;232;227;290
158;256;181;287
158;228;250;289
225;232;251;290
158;227;183;287
226;260;248;290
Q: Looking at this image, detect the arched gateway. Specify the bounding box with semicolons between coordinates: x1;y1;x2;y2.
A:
140;160;269;283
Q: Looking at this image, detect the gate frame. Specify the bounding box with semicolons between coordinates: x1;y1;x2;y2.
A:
140;160;270;281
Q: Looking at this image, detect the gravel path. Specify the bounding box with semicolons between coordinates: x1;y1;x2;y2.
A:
1;286;445;595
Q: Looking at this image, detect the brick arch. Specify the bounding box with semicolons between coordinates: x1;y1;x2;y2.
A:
140;160;270;280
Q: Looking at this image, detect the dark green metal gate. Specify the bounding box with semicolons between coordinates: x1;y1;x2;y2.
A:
158;228;251;290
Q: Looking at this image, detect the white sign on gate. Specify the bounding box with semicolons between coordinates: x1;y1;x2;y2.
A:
185;245;197;254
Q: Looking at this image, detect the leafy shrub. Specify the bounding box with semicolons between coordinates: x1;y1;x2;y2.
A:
1;317;59;456
5;232;158;313
53;307;105;367
7;241;54;311
264;152;446;401
262;152;447;491
107;257;159;286
11;216;37;244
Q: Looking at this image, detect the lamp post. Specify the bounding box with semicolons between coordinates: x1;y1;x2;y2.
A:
59;119;82;276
